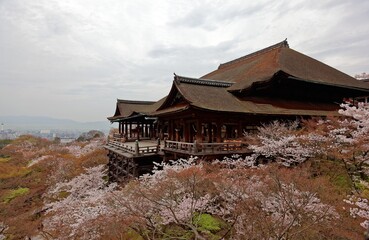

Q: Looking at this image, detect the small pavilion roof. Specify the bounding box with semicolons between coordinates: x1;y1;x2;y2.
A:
108;97;166;121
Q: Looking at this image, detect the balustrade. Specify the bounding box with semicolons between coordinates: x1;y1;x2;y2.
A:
164;140;246;154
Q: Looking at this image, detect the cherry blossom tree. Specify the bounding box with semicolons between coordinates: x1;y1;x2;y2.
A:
240;121;318;167
43;165;117;239
43;158;339;239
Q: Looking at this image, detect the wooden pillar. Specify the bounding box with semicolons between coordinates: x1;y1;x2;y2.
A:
129;123;132;138
216;121;222;143
124;123;128;137
196;119;202;143
208;122;213;143
168;120;173;140
143;123;146;138
118;122;122;134
237;121;242;138
145;124;149;138
175;128;179;141
174;120;179;141
149;123;153;138
137;122;141;140
141;123;144;138
226;125;231;139
184;121;190;142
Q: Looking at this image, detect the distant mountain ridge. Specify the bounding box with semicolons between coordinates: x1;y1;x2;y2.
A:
0;115;112;132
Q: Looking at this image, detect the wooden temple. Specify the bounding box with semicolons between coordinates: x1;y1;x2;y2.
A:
105;39;369;181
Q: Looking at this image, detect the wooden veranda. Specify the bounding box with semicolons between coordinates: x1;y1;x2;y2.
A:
104;137;251;181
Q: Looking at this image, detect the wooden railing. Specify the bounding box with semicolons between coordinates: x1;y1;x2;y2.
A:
110;134;151;142
163;140;247;154
107;138;247;156
107;139;159;156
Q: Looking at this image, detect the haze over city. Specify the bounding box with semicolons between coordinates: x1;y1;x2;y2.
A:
1;0;369;122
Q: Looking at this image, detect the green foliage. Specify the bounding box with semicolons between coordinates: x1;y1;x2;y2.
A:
58;191;70;199
361;189;369;199
332;174;352;191
0;164;32;180
2;187;30;203
122;228;144;240
309;159;352;194
0;139;12;149
163;225;194;239
193;213;223;232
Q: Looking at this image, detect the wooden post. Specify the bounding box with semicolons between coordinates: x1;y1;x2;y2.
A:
157;138;161;152
168;120;173;140
135;140;139;156
208;122;213;143
216;121;222;143
196;119;202;143
175;128;179;141
238;121;242;138
129;123;132;138
184;121;190;142
145;124;149;138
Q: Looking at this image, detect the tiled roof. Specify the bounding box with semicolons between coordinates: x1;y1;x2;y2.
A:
108;97;166;121
175;75;233;87
163;77;341;116
202;40;369;92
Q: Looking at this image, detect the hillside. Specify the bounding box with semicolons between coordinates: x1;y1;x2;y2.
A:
1;103;369;239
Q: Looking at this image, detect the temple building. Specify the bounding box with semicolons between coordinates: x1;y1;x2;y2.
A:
106;40;369;181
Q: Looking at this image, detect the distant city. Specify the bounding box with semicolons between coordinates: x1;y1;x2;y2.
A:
0;125;85;142
0;116;116;141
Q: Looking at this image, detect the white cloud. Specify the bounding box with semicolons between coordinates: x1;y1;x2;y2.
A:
0;0;368;121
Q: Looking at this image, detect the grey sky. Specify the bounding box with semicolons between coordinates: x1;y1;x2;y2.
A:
0;0;368;121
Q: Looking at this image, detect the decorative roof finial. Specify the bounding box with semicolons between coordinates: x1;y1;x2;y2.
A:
283;38;289;48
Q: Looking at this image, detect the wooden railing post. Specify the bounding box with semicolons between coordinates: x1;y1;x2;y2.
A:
194;140;198;153
135;140;139;156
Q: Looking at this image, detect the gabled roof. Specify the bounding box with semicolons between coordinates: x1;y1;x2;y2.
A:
202;39;369;93
152;75;340;117
108;97;166;121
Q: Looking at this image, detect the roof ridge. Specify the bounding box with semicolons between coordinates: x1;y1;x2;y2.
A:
218;39;289;70
117;99;156;105
174;75;233;87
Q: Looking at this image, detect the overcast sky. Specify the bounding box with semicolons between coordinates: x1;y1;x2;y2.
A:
0;0;368;122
